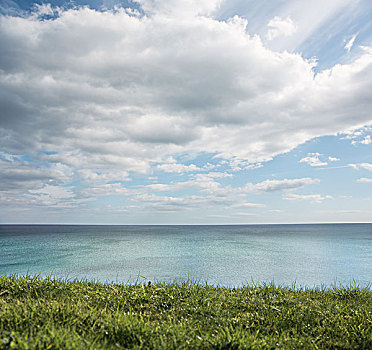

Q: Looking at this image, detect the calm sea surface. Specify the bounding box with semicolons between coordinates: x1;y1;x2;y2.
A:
0;224;371;288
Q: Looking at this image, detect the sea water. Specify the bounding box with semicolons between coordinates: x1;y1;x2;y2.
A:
0;224;371;288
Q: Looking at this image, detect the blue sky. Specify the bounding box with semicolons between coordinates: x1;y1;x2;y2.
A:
0;0;371;224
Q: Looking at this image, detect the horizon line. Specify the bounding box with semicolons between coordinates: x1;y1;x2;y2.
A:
1;222;371;226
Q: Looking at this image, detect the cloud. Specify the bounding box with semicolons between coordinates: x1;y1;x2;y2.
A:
299;153;339;166
230;202;266;208
133;193;208;211
0;5;371;211
136;0;222;17
135;171;268;212
266;16;297;40
344;33;358;52
283;193;332;203
78;169;130;183
235;212;258;216
349;163;372;171
352;135;372;145
226;158;263;172
0;158;72;191
79;183;131;199
247;178;319;193
343;126;372;143
132;189;264;213
360;136;372;145
156;159;222;174
28;184;76;207
156;157;201;173
299;153;328;167
357;178;372;183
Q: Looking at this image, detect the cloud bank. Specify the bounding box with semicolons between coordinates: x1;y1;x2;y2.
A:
0;2;371;221
266;16;297;40
1;6;371;171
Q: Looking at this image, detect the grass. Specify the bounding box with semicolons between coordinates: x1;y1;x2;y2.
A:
0;275;371;349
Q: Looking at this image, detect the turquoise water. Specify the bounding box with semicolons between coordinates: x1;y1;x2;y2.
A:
0;224;371;287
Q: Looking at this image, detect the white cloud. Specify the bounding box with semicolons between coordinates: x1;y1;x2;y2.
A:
349;163;372;171
202;171;232;178
145;183;173;191
78;169;130;183
133;193;207;211
352;135;372;145
266;16;297;40
79;183;131;198
231;202;266;208
157;163;200;173
299;153;328;167
0;159;73;191
226;158;263;172
248;178;319;193
0;5;371;211
360;135;372;144
135;172;270;212
33;3;59;17
136;0;222;17
343;126;372;143
29;184;73;199
264;0;354;51
142;172;233;195
283;193;332;203
132;188;265;213
156;159;222;174
328;156;340;162
156;157;202;173
27;184;76;207
357;178;372;183
344;33;358;52
235;212;258;216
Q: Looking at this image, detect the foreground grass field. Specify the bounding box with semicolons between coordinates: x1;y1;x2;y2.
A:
0;275;371;349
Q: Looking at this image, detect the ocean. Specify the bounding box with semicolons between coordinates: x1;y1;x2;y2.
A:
0;224;371;288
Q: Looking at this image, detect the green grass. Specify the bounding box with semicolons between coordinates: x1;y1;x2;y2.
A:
0;275;371;349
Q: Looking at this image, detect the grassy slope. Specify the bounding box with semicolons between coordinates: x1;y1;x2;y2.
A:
0;276;371;349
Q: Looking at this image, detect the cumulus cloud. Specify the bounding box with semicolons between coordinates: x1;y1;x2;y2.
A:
349;163;372;171
247;178;319;193
132;188;265;213
0;158;72;191
1;7;371;171
299;153;328;167
0;4;371;214
78;169;130;183
352;135;372;145
136;0;222;17
28;184;76;206
266;16;297;40
133;193;210;212
79;183;131;198
140;176;320;213
283;193;332;203
231;202;266;208
357;178;372;183
343;126;372;143
156;157;201;173
226;158;263;172
360;136;372;144
134;171;271;212
156;158;222;174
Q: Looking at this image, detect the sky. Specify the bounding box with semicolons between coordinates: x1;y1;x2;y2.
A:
0;0;371;224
